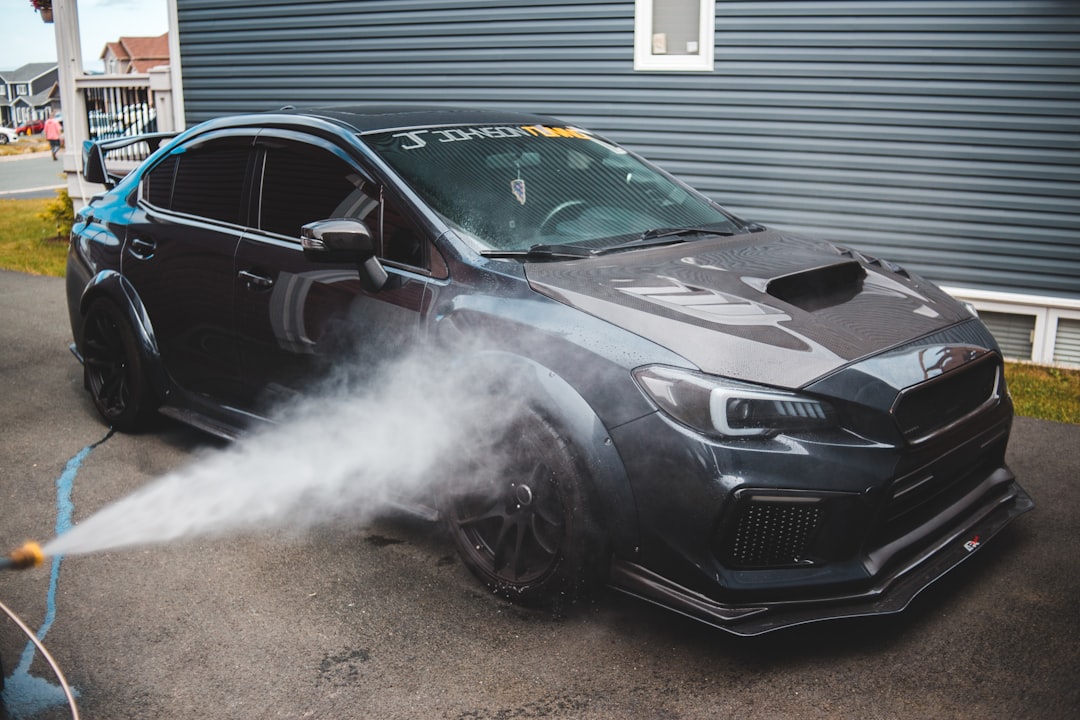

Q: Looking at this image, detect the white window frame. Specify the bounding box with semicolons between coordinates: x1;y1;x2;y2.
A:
1046;308;1080;366
634;0;716;72
944;286;1080;368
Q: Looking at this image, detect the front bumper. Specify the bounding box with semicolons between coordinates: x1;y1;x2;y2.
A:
609;474;1032;635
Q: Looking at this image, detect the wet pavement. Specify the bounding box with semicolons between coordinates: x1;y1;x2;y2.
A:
0;269;1077;719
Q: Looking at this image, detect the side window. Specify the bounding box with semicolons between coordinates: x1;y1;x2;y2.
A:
172;141;251;223
143;154;178;209
259;141;373;237
381;193;425;269
145;136;252;224
259;140;425;268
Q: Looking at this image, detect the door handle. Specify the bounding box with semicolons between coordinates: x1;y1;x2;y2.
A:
128;237;156;259
238;269;274;290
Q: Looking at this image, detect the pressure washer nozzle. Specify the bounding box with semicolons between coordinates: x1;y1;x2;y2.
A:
0;541;44;571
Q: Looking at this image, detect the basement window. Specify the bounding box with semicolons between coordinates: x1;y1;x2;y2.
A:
634;0;715;72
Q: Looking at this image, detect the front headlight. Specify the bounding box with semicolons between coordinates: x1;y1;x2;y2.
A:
632;366;836;438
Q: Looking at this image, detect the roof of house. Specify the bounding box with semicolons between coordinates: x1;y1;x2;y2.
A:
0;62;58;83
101;32;170;73
26;84;58;108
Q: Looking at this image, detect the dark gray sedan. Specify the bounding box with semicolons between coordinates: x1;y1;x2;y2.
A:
65;105;1032;634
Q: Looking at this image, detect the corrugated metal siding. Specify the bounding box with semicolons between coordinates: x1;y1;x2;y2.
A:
176;0;1080;299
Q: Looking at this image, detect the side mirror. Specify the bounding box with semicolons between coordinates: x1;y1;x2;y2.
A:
301;218;389;292
82;141;115;189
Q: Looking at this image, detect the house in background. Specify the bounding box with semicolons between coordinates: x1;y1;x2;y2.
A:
163;0;1080;366
101;33;171;74
82;33;173;140
0;62;59;128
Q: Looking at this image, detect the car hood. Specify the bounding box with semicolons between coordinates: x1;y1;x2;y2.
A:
525;230;974;388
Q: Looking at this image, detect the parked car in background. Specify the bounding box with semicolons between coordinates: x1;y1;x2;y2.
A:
15;118;45;135
66;106;1033;636
0;127;17;144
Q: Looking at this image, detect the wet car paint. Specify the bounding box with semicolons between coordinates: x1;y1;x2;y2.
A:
65;106;1032;634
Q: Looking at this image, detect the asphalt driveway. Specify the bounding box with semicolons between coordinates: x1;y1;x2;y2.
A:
0;269;1077;719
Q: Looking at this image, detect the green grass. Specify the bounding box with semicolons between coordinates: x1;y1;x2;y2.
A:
1005;362;1080;425
0;197;1076;424
0;197;69;276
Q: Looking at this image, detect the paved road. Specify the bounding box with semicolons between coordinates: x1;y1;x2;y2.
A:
0;270;1077;719
0;152;66;199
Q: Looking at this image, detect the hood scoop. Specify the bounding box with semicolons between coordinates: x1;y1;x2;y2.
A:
764;261;866;312
525;231;972;388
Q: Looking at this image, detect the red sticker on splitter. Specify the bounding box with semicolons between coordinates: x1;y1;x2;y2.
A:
963;535;981;552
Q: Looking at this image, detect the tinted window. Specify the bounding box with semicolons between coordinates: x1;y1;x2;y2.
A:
259;141;373;238
143;154;177;208
259;140;424;268
170;138;252;224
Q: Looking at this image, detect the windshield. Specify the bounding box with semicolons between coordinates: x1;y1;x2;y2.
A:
363;123;740;253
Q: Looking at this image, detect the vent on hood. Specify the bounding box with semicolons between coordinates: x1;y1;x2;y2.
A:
766;261;866;312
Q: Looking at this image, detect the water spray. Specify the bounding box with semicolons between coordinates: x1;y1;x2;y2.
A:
0;541;44;571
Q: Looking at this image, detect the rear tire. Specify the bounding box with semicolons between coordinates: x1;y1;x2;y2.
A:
82;299;156;431
443;409;605;608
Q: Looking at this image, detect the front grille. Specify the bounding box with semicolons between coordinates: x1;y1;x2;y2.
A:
873;427;1010;547
893;354;1001;441
723;498;823;568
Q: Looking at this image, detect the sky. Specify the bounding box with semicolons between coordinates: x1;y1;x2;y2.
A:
1;0;169;73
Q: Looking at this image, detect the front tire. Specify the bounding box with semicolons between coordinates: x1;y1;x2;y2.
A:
82;299;156;431
443;409;605;608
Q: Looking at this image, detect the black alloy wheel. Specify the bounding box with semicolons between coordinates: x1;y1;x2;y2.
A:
444;410;603;607
82;299;155;431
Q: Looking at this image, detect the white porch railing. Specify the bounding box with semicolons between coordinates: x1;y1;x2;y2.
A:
65;68;177;205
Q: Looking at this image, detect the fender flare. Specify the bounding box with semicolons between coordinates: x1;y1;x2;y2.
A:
78;270;171;398
454;350;639;559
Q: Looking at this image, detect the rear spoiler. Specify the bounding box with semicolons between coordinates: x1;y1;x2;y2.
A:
83;132;178;189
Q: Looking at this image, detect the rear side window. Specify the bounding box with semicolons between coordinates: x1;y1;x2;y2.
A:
143;154;177;208
142;136;252;225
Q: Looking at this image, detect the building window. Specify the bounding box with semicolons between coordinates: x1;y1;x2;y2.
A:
634;0;715;72
0;86;6;97
1053;316;1080;366
979;311;1036;361
15;84;29;96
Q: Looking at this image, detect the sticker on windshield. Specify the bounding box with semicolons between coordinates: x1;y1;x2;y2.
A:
389;125;591;151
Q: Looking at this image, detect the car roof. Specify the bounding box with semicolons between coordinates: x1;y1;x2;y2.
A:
276;104;567;134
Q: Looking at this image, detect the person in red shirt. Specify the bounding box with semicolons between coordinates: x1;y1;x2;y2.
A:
44;115;63;161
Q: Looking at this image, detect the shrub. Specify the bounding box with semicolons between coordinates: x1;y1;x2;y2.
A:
37;188;74;240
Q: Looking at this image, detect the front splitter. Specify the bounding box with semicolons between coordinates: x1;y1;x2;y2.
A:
608;481;1034;636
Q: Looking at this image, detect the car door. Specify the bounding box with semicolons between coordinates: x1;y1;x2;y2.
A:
121;131;255;400
232;131;439;411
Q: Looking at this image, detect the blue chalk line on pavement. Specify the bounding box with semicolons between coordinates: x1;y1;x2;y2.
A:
2;430;112;719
